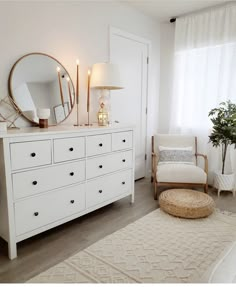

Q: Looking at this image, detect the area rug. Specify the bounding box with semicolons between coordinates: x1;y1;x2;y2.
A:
28;208;236;283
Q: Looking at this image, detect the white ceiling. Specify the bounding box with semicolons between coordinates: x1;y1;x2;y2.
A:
9;0;231;22
123;0;230;22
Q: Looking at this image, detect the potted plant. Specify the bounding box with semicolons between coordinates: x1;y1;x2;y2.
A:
208;100;236;195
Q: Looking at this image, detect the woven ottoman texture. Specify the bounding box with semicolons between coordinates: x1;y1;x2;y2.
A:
159;189;215;219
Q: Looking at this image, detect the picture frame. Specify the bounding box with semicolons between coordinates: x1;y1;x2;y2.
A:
53;102;69;123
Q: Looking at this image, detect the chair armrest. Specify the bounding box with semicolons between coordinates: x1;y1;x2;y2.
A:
196;153;208;174
152;152;158;178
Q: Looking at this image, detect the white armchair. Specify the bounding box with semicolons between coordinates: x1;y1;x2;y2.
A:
151;134;208;200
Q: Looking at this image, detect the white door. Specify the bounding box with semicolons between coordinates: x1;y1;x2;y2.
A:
110;28;149;180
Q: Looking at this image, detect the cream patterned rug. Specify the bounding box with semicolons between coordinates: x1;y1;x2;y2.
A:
28;209;236;283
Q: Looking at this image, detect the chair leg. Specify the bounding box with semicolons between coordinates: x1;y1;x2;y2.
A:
204;183;208;194
154;182;157;200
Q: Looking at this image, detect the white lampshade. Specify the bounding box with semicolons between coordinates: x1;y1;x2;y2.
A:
90;63;123;90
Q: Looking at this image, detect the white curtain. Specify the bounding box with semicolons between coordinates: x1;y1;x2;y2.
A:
170;4;236;184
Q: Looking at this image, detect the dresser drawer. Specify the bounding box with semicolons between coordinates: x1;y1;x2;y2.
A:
112;131;133;151
86;134;111;156
86;150;133;179
86;170;132;208
15;184;85;236
54;137;85;163
13;160;85;200
10;140;51;170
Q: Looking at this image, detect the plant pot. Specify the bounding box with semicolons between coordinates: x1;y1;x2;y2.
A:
213;172;235;197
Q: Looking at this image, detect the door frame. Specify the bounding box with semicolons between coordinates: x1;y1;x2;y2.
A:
109;26;151;177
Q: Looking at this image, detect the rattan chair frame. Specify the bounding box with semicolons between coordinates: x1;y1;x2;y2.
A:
151;135;208;200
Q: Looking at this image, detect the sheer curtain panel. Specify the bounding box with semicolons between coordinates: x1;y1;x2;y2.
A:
170;4;236;185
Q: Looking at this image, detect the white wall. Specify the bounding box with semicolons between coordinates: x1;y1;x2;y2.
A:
0;1;160;176
158;22;175;133
0;1;160;128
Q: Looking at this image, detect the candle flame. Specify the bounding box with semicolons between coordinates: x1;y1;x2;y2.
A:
88;69;91;75
57;67;61;72
76;59;79;65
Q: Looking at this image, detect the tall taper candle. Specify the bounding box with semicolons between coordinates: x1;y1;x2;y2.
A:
57;67;64;107
87;69;91;113
67;77;73;108
76;59;79;105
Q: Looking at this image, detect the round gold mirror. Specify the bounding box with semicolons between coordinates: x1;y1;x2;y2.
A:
8;52;75;126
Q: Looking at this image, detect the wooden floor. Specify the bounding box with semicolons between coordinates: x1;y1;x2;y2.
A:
0;178;157;283
1;178;235;283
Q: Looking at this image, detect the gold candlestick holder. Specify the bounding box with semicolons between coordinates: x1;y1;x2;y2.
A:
84;111;93;126
74;103;80;126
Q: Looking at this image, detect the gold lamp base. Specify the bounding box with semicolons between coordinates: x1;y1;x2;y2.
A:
97;103;108;126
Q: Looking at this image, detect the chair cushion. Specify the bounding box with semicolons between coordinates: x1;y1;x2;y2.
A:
154;134;196;154
156;163;207;184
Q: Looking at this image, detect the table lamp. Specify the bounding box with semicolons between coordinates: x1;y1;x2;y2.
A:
90;63;123;125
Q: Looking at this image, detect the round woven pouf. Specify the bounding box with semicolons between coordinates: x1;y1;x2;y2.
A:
159;189;215;219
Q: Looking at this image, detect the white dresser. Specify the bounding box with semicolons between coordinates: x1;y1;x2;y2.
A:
0;124;135;259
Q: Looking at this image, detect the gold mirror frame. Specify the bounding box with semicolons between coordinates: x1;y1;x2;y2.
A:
8;52;75;126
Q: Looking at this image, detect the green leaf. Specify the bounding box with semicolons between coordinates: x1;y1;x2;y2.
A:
208;100;236;172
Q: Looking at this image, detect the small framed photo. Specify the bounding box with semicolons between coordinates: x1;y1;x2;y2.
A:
53;102;69;123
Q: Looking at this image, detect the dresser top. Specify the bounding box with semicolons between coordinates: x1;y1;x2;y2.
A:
0;123;135;139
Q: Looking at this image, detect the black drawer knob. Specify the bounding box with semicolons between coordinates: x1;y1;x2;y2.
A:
32;181;38;185
70;200;75;204
122;181;125;185
122;159;126;162
99;143;103;147
69;147;74;151
99;165;103;169
70;172;74;176
122;139;126;143
99;190;103;193
31;152;36;157
34;212;39;216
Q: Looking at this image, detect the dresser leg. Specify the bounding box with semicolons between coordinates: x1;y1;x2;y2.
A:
8;242;17;260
